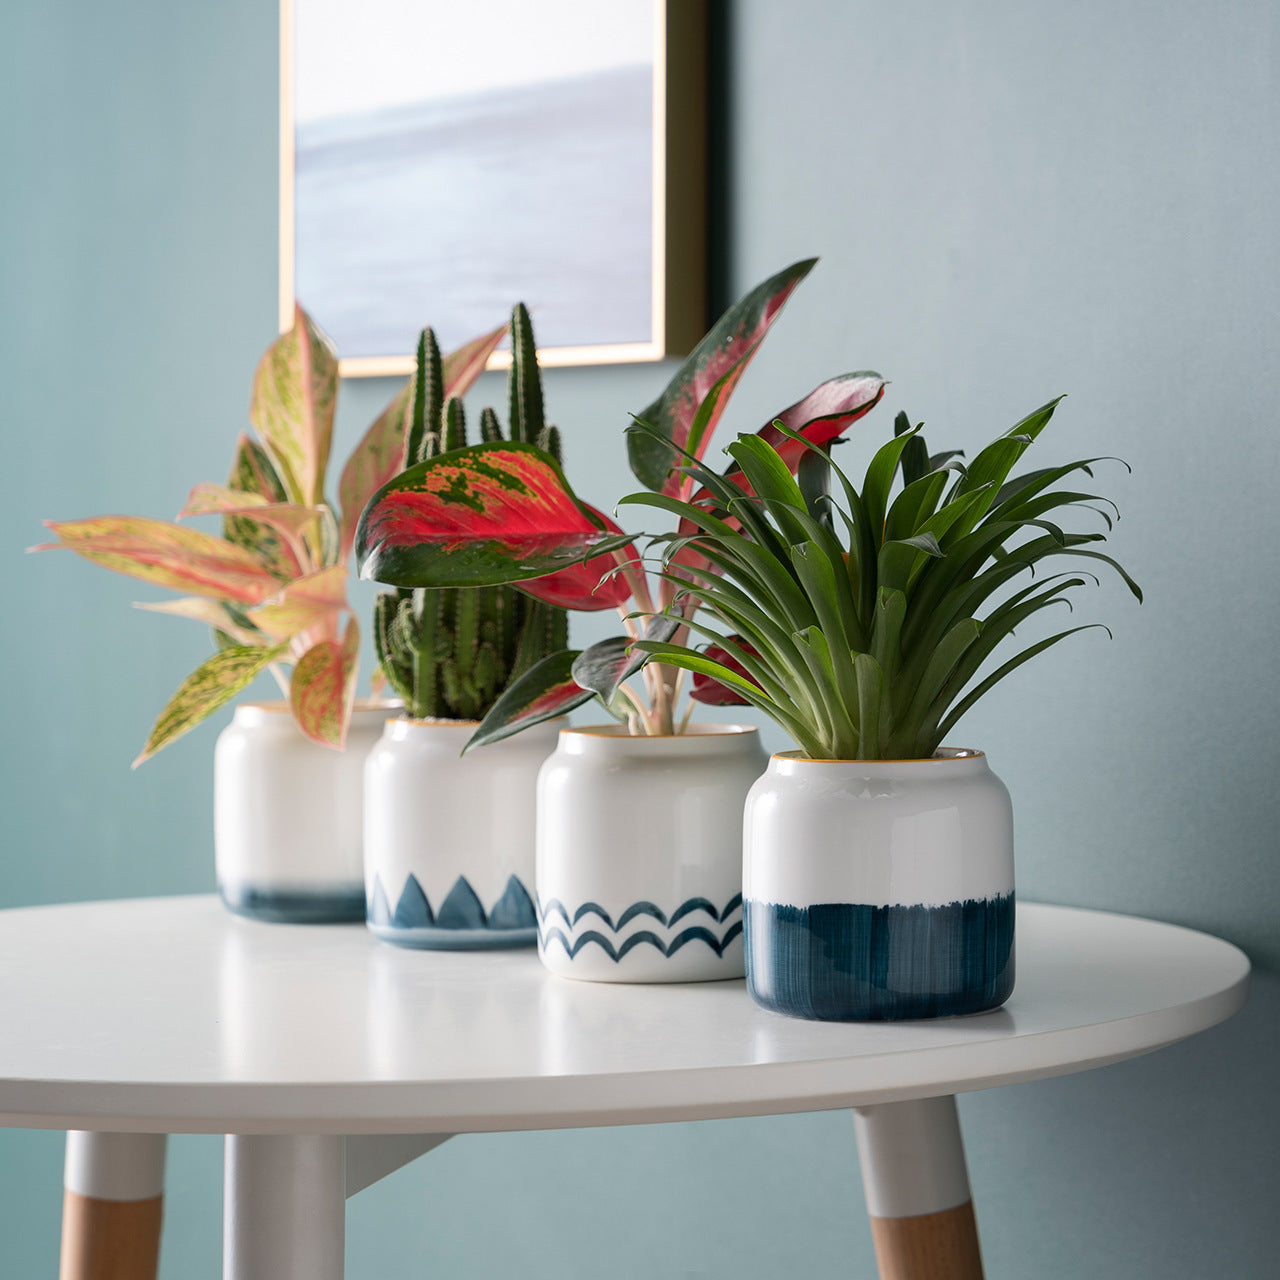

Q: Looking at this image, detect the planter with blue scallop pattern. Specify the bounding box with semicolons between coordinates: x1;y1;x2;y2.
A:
536;725;766;983
743;749;1015;1021
363;717;561;949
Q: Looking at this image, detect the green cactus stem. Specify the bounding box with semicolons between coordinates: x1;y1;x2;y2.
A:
373;306;569;722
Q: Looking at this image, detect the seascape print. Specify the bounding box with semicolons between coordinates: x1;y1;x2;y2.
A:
293;0;655;357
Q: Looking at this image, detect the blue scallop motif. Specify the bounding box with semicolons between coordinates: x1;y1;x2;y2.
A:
616;901;668;929
536;893;744;962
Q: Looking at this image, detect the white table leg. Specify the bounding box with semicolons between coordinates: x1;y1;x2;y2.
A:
853;1096;984;1280
60;1131;167;1280
223;1135;345;1280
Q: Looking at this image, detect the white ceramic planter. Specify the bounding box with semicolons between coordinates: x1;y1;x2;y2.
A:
215;701;397;922
363;718;560;949
536;725;767;984
743;748;1015;1021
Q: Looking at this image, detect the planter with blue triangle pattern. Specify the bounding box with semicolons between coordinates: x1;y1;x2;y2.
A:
363;717;560;949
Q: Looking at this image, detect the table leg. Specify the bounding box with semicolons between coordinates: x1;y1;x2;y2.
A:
223;1135;345;1280
60;1131;167;1280
853;1096;984;1280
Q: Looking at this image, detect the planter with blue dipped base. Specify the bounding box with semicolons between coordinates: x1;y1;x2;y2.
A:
743;749;1015;1021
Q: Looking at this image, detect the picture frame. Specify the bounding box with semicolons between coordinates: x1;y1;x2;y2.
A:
278;0;707;377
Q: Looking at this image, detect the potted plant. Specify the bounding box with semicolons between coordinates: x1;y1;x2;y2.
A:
35;306;505;921
363;307;570;949
355;260;886;982
617;400;1141;1018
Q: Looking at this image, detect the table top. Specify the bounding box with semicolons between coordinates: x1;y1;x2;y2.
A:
0;896;1248;1135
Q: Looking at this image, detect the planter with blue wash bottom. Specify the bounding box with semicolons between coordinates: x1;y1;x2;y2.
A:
743;749;1015;1021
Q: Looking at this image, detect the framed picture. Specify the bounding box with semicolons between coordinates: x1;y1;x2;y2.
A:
279;0;706;377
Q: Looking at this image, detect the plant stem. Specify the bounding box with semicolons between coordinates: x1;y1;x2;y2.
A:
616;682;655;735
267;663;291;698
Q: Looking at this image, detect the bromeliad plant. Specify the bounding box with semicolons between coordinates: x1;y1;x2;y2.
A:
34;306;506;762
372;307;569;720
617;402;1141;760
356;259;886;749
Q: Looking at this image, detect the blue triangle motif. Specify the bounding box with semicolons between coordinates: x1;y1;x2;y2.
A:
368;875;393;927
487;875;536;930
435;876;487;929
393;873;434;928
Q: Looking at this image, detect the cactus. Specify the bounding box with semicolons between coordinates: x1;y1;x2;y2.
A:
373;307;570;721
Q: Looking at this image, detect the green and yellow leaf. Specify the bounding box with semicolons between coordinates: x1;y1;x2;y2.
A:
133;642;287;765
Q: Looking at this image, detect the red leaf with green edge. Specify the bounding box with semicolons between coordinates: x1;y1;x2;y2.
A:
248;565;348;641
133;641;288;765
671;374;887;584
518;506;638;611
337;323;508;558
290;615;359;748
356;442;620;589
36;516;282;604
627;258;817;496
464;649;593;753
690;638;761;706
250;304;339;506
744;372;886;471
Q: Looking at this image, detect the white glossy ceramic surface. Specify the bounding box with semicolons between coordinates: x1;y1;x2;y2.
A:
214;701;397;920
536;725;767;983
0;896;1249;1133
362;717;560;948
743;749;1014;908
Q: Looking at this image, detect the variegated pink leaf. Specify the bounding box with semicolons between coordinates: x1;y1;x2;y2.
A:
441;322;508;397
224;434;294;576
36;516;281;604
290;616;359;748
627;259;816;496
250;304;339;506
337;323;508;558
133;597;263;645
248;565;348;641
180;483;328;575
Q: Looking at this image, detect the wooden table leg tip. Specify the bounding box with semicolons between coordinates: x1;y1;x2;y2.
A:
59;1190;163;1280
869;1199;984;1280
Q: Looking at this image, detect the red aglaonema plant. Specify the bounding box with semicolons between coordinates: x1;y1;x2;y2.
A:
355;259;887;749
34;306;505;763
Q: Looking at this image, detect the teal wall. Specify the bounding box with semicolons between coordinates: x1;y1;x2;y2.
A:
2;1;1276;1275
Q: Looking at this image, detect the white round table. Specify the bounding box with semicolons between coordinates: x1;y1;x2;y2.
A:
0;895;1248;1280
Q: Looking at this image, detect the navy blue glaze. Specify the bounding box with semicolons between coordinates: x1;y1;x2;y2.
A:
368;873;537;949
745;894;1015;1021
219;882;366;924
